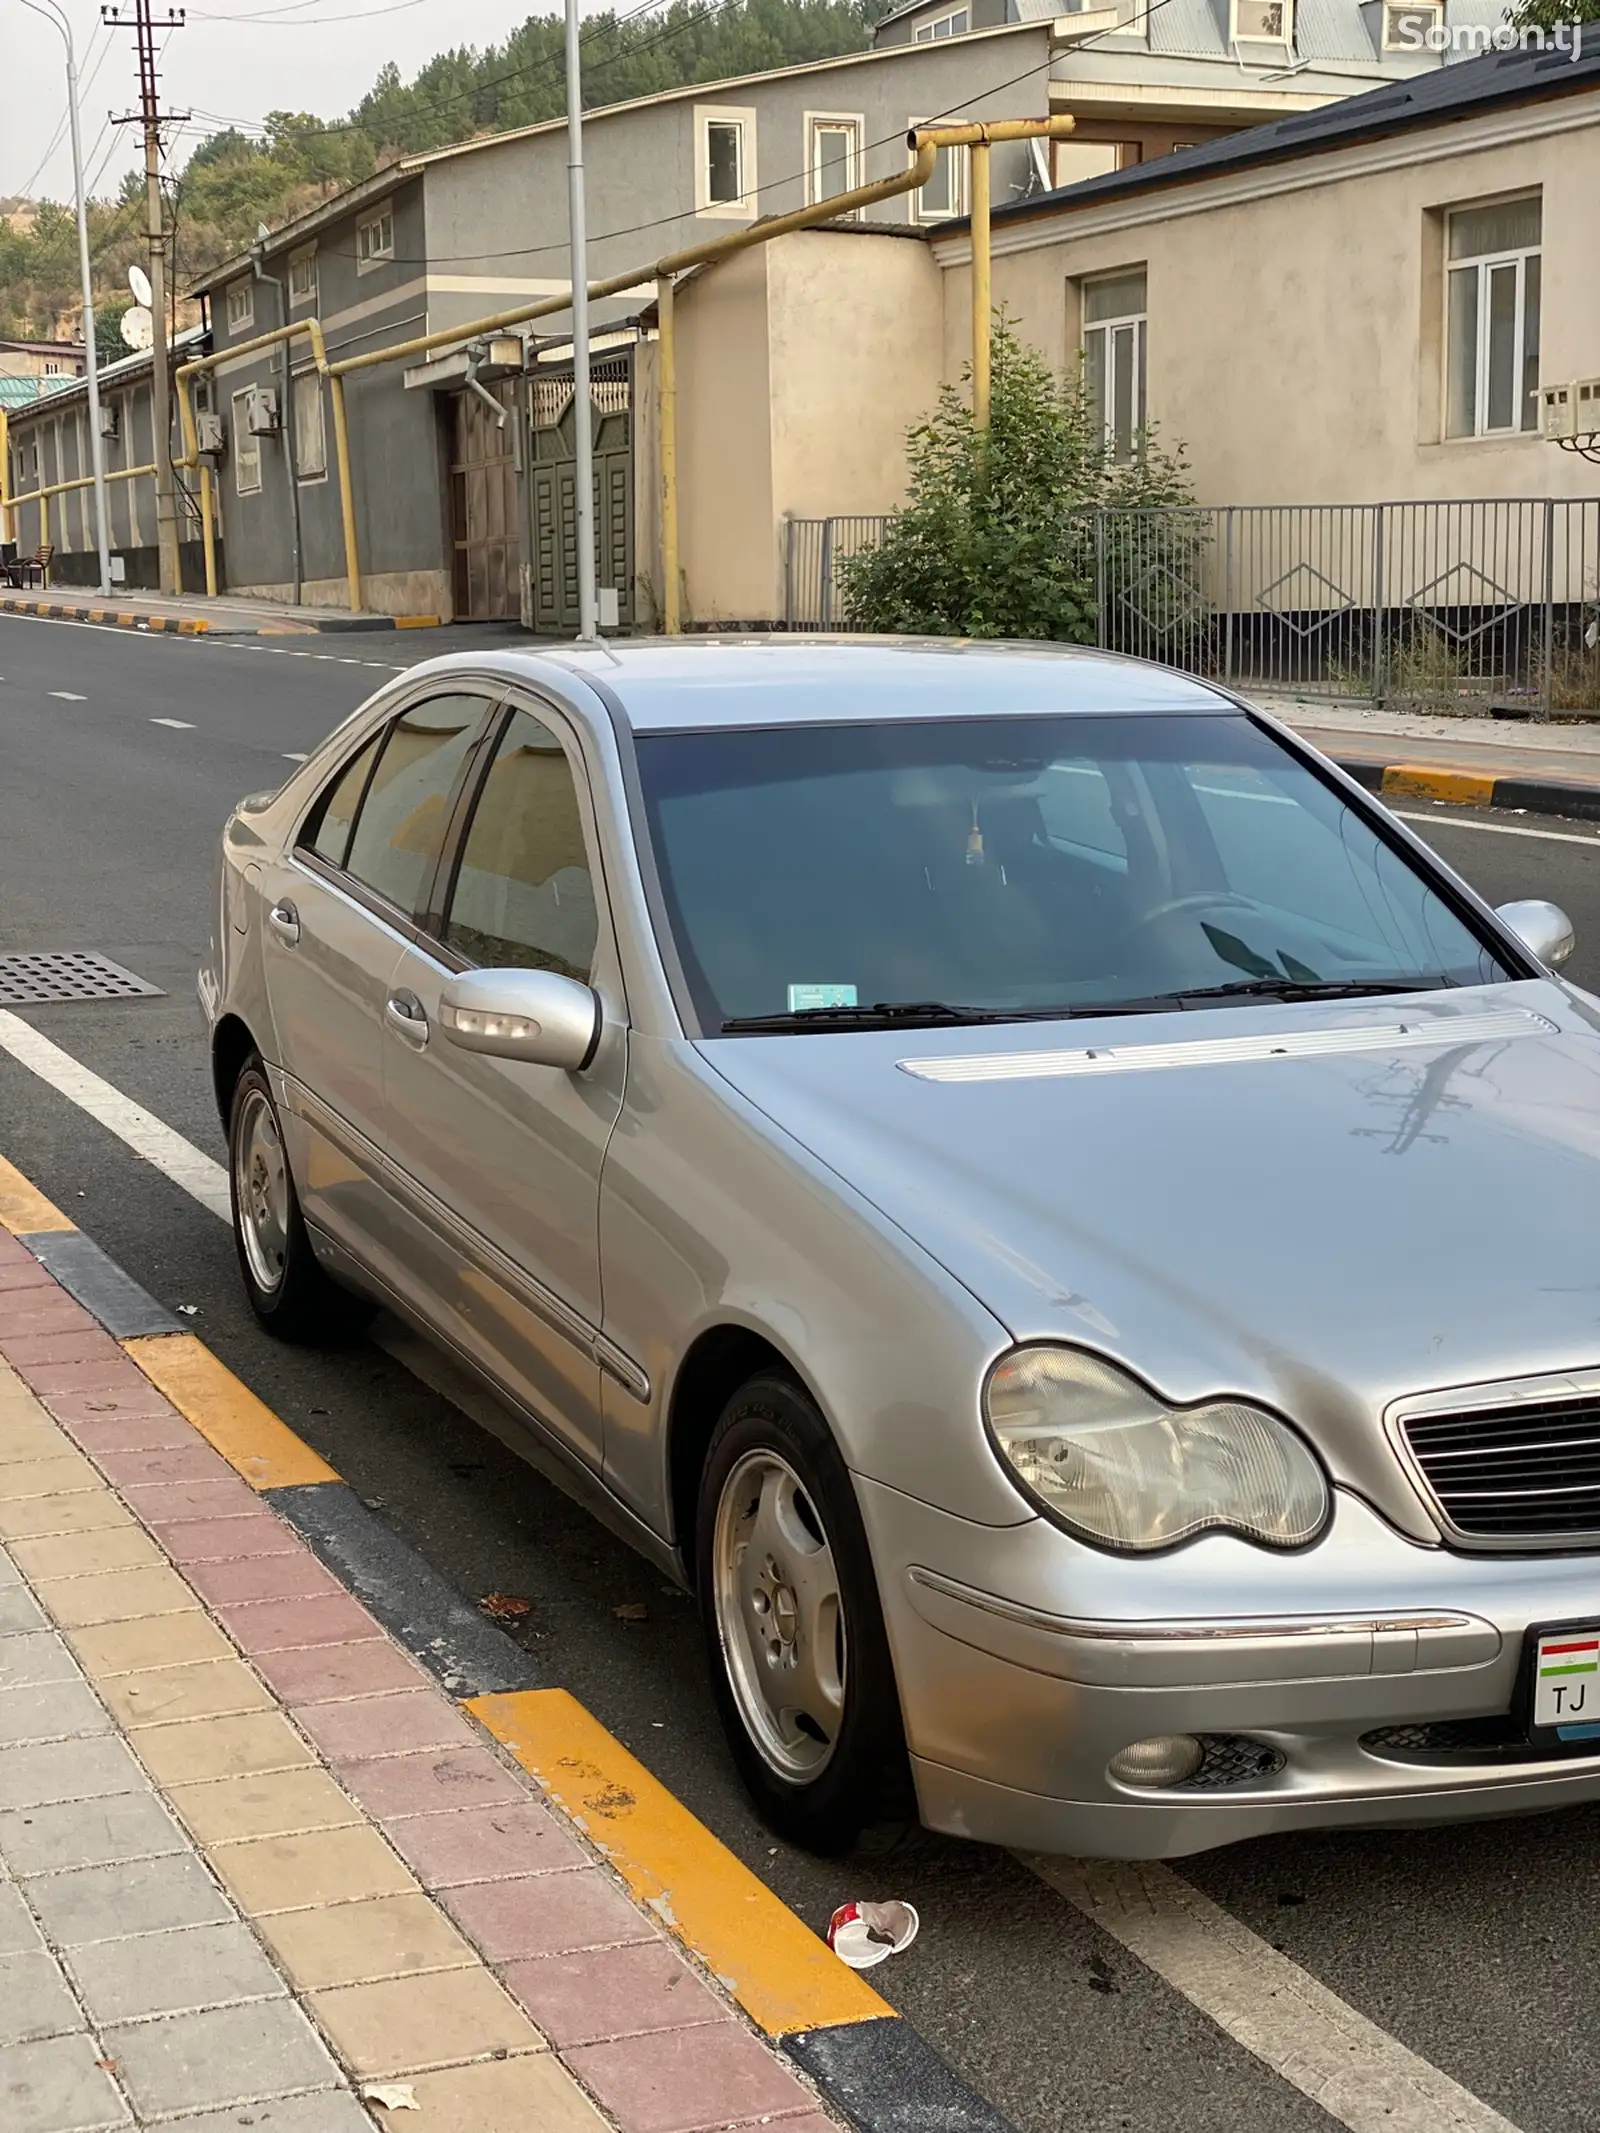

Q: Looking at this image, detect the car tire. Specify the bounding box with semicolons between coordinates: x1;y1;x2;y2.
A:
696;1372;914;1855
227;1056;361;1341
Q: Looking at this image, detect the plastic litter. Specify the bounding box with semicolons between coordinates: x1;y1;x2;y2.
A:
361;2082;420;2111
827;1899;919;1969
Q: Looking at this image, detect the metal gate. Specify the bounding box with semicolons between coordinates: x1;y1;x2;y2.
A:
449;381;521;621
525;354;634;635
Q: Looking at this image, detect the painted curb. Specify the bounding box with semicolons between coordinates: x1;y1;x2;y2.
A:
0;1160;1017;2133
1336;754;1600;823
0;592;441;637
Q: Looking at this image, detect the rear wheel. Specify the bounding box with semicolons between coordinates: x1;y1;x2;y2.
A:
228;1057;361;1340
697;1373;913;1854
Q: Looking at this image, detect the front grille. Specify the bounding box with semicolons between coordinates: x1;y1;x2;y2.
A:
1177;1735;1286;1790
1362;1718;1600;1768
1402;1396;1600;1543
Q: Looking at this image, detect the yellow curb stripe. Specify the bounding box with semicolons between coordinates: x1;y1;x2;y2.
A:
123;1333;339;1489
468;1686;892;2038
1380;764;1497;806
393;615;442;629
0;1154;76;1235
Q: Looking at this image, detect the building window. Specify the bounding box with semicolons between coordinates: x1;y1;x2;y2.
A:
807;115;863;207
356;207;394;271
43;361;59;375
1382;0;1442;45
910;122;968;222
913;6;969;35
695;107;757;217
1231;0;1292;38
1082;268;1147;463
1445;196;1541;439
231;389;262;496
288;248;318;307
293;370;327;481
225;281;254;333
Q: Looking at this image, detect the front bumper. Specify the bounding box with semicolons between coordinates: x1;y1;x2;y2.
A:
859;1478;1600;1859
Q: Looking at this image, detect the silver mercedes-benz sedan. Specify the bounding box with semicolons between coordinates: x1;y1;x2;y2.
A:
201;639;1600;1860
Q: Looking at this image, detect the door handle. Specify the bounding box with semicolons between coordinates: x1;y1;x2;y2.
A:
385;990;430;1049
266;900;300;947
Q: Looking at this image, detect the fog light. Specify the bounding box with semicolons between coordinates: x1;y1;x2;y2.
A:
1108;1735;1204;1789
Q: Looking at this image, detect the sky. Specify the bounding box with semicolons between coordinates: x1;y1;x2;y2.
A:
3;0;571;206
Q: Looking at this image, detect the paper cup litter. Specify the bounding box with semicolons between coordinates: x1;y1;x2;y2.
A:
827;1899;920;1969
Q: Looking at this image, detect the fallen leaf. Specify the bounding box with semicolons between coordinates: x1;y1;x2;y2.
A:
479;1593;531;1620
613;1602;649;1622
361;2082;420;2112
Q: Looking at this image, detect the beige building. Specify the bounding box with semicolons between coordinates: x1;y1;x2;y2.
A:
0;337;86;381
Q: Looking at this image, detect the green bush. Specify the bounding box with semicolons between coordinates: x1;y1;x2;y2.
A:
839;317;1194;642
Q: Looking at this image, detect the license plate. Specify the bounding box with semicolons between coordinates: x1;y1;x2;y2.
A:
1527;1621;1600;1743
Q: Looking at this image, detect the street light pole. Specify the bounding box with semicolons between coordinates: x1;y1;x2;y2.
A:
563;0;597;643
23;0;112;595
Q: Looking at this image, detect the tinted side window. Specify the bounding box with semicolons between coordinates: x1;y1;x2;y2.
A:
304;732;381;868
443;709;598;980
344;696;486;916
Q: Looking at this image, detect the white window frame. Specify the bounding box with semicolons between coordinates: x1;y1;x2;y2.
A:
230;388;262;496
356;205;395;273
912;6;969;37
225;280;254;333
694;105;757;219
1381;0;1442;46
909;118;969;224
292;368;328;484
1230;0;1293;40
805;112;865;212
1444;198;1541;442
288;247;318;308
1080;270;1148;464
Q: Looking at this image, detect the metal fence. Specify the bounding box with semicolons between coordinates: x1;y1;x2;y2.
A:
784;499;1600;716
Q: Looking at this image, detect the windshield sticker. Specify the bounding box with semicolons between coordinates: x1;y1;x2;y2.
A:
787;983;858;1012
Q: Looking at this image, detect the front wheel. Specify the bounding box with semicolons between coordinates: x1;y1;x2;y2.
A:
228;1057;361;1341
696;1373;913;1854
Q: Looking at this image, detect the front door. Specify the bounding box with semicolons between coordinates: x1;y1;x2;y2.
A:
378;700;626;1469
526;357;634;635
449;384;521;621
264;693;490;1261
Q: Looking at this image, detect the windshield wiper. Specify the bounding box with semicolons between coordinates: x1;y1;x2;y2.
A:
1165;977;1448;1006
719;997;1183;1034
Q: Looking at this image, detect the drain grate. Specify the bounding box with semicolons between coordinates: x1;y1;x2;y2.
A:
0;951;164;1006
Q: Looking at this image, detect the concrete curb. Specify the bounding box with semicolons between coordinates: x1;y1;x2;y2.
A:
1336;754;1600;823
0;593;442;637
0;1155;1017;2133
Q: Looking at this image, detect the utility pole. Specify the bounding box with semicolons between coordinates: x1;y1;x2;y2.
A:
105;0;185;595
563;0;597;643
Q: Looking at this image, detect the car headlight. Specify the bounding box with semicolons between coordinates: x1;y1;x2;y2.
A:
984;1345;1329;1554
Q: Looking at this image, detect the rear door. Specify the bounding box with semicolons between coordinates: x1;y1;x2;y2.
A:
261;690;498;1264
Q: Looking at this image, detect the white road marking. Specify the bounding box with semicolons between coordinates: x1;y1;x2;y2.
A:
150;717;195;729
0;1011;231;1222
283;752;309;762
48;690;86;701
1395;809;1600;848
0;1005;1539;2133
1028;1856;1523;2133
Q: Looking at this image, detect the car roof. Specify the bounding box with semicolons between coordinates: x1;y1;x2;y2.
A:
420;638;1241;733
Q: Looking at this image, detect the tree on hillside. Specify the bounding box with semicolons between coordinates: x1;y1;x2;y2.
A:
1510;0;1596;25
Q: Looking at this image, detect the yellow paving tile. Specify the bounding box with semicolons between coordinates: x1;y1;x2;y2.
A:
308;1968;544;2077
11;1527;164;1582
0;1153;74;1233
208;1825;413;1914
69;1612;235;1678
41;1562;199;1629
100;1658;275;1730
0;1452;102;1502
133;1709;316;1787
0;1492;134;1542
124;1335;339;1491
375;2055;612;2133
167;1767;363;1848
255;1894;479;1991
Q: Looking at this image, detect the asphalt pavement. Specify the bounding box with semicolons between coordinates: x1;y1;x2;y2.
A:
6;608;1600;2133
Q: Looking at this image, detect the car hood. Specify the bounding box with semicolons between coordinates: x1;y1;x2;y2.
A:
700;981;1600;1538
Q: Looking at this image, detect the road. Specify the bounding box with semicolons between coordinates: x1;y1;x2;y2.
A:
4;608;1600;2133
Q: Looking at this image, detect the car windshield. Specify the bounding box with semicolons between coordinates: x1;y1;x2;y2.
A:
634;713;1512;1030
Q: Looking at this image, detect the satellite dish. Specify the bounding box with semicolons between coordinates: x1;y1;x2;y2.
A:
121;305;154;351
127;263;153;308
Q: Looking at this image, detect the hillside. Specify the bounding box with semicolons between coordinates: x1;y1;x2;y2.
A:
0;0;886;345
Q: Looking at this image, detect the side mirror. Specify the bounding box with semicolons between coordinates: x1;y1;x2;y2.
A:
1495;898;1576;970
439;966;601;1070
